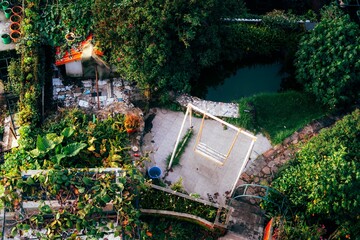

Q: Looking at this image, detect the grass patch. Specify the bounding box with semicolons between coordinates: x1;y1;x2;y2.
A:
166;128;193;167
229;91;327;144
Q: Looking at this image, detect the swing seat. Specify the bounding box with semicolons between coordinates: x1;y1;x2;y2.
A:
195;142;227;164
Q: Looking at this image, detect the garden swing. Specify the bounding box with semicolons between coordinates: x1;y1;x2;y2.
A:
193;112;241;165
168;103;257;169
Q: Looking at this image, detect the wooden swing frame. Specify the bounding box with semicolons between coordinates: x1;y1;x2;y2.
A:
168;103;257;196
192;112;242;165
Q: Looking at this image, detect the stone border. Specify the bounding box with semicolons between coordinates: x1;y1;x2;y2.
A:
238;114;343;190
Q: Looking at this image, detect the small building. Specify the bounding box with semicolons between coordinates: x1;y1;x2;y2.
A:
55;34;112;79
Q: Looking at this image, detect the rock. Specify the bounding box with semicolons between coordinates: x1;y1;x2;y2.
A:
268;161;276;168
241;173;251;182
263;149;275;158
52;78;62;86
262;166;271;175
79;100;89;108
283;149;292;157
283;137;291;146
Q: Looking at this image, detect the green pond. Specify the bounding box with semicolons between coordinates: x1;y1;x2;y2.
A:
193;62;289;102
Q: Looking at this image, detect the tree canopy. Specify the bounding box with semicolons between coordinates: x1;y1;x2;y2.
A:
295;5;360;109
93;0;246;94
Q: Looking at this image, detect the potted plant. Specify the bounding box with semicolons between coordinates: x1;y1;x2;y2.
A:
1;33;11;44
10;30;21;43
124;113;140;133
10;22;20;32
4;8;12;19
10;14;21;24
1;1;10;11
11;5;23;16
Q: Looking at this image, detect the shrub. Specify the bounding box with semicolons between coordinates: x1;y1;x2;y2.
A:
270;109;360;237
295;5;360;109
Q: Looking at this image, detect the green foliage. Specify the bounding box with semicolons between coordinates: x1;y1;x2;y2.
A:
229;91;327;144
295;4;360;109
93;0;246;92
6;59;22;95
221;11;303;63
141;187;218;222
39;0;95;47
29;130;87;166
142;216;224;239
270;109;360;237
170;177;185;193
3;168;147;239
4;109;132;171
166;128;193;167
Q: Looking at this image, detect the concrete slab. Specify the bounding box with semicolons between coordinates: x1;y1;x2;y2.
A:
143;108;272;205
0;11;16;51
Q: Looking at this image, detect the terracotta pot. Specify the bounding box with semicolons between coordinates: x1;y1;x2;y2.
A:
11;5;23;16
10;22;20;32
10;30;21;43
10;14;21;24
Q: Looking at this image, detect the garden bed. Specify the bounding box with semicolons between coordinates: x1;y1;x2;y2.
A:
140;184;232;228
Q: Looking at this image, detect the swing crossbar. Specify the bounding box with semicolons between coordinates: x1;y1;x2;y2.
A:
195;142;227;165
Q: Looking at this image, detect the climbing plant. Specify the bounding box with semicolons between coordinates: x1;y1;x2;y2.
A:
295;4;360;109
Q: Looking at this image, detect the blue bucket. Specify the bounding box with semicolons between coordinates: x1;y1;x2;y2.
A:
148;166;162;179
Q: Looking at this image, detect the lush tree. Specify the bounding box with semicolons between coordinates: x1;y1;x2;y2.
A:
295;5;360;109
93;0;246;94
271;109;360;238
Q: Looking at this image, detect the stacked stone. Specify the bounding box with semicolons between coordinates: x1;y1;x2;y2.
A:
176;94;239;118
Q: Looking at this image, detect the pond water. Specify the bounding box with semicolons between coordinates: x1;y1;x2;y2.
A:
192;62;289;103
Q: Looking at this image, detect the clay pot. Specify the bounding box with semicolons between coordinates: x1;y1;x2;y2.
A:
10;30;21;43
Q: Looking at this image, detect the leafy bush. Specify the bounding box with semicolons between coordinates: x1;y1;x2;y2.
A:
270;109;360;238
3;168;147;239
295;4;360;109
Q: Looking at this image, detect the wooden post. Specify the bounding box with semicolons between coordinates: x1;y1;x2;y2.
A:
168;105;190;169
95;66;100;110
230;138;256;197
